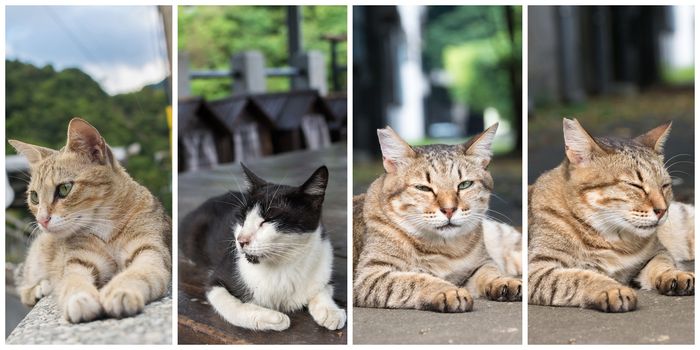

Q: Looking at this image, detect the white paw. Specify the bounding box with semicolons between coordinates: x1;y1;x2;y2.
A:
100;287;145;318
310;306;346;330
64;292;102;323
20;279;52;307
36;279;53;299
252;309;291;331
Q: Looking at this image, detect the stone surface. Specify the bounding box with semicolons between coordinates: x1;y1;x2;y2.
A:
529;291;694;344
353;300;522;344
6;294;172;344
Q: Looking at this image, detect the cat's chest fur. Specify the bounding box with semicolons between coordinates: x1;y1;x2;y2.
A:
237;233;333;312
413;235;489;284
587;237;660;283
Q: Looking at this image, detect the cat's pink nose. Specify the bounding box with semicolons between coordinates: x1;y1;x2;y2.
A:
237;236;251;248
440;207;457;219
654;207;667;220
38;216;51;228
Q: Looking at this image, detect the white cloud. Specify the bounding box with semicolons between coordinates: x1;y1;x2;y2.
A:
6;6;170;95
83;59;168;95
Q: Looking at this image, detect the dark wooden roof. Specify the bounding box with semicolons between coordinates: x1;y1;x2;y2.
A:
178;97;228;135
324;95;347;127
205;95;275;134
251;90;335;130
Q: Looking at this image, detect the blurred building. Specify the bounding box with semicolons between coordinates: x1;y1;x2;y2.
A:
353;6;427;160
529;6;693;107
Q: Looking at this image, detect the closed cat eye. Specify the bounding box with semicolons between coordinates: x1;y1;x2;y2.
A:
57;182;73;198
414;185;432;192
29;191;39;205
623;181;644;191
458;180;474;190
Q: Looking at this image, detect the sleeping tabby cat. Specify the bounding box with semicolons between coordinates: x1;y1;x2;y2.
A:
180;165;346;331
11;118;171;323
528;118;694;312
353;124;522;312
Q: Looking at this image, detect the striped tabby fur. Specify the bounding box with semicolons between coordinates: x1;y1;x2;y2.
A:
528;118;694;313
10;118;171;323
353;124;522;313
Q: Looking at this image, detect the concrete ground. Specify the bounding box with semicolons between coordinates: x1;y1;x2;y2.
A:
529;291;694;344
354;300;521;344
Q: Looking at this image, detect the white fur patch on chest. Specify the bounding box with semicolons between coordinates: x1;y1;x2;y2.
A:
237;228;333;312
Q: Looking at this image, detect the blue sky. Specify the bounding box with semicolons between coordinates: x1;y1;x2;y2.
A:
6;6;169;95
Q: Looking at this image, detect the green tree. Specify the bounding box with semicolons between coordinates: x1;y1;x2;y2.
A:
179;5;347;100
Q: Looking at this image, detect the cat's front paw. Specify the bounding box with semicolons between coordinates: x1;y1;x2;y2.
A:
588;286;637;313
252;309;291;331
100;286;145;318
64;291;102;323
423;288;473;313
656;270;694;296
20;279;52;306
310;305;346;330
485;277;522;301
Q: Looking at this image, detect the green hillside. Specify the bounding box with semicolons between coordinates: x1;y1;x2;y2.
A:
5;59;171;212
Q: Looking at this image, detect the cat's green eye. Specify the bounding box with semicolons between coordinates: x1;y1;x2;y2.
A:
414;185;432;192
458;180;473;190
29;191;39;205
57;182;73;198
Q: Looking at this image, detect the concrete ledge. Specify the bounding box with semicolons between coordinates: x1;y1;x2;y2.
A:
6;294;172;344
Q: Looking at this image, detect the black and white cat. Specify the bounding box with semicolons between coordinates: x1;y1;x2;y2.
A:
180;164;346;331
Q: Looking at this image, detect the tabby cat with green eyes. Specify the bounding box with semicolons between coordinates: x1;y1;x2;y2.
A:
528;118;694;312
10;118;171;323
353;124;522;313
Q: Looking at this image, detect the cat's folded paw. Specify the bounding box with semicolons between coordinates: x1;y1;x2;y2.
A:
64;291;102;323
656;270;694;296
423;288;473;313
485;277;522;301
19;279;53;306
589;286;637;313
252;309;291;331
100;286;145;318
310;305;347;330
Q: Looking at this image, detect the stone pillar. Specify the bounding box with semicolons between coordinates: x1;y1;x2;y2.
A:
232;51;267;94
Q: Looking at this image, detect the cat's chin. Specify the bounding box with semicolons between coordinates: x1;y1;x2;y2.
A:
244;254;261;264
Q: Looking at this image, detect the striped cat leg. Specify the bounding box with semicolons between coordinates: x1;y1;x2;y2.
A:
467;262;521;301
58;257;104;323
206;286;290;331
308;284;346;330
529;262;637;312
637;251;694;296
354;267;473;312
99;239;171;318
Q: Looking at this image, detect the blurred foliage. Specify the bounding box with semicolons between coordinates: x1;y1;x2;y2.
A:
425;6;521;122
5;59;172;213
179;5;347;100
662;66;694;85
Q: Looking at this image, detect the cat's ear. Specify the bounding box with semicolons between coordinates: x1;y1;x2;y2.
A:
8;140;57;166
240;163;266;191
461;123;498;167
377;126;416;173
634;122;671;154
300;165;329;196
66;118;113;165
562;118;605;165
